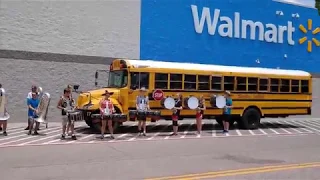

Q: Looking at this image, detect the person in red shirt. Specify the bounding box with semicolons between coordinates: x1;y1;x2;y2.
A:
195;95;206;136
99;90;115;139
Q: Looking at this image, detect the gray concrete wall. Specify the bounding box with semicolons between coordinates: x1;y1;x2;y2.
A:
1;58;319;123
0;58;106;122
0;0;140;59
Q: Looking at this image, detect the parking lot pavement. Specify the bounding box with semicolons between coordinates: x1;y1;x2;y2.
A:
1;118;320;148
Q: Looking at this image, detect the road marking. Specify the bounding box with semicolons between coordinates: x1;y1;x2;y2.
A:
0;127;61;146
147;124;170;140
283;120;303;133
180;123;194;138
289;121;313;133
275;120;292;134
293;121;320;133
266;121;280;134
248;130;255;135
108;133;129;142
257;128;267;135
145;162;320;180
235;129;242;136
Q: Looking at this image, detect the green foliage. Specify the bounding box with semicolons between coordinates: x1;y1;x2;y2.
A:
316;0;320;15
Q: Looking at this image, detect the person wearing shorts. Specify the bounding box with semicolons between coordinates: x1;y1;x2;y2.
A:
27;92;40;135
136;87;150;136
99;90;115;139
222;91;233;135
171;93;183;136
57;88;76;140
0;84;8;135
25;85;38;130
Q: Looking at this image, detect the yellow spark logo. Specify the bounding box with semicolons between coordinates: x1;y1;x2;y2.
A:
298;19;320;53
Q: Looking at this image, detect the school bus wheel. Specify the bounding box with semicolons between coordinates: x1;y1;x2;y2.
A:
240;107;261;129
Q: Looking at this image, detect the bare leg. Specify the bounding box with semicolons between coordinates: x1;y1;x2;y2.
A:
225;122;230;131
34;122;40;133
2;121;7;131
107;120;113;135
142;121;147;134
138;121;142;133
173;126;178;135
101;120;107;137
28;119;34;134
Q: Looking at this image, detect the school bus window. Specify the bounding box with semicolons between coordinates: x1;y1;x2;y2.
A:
211;76;222;90
184;74;197;90
130;72;139;89
236;77;247;91
248;77;258;91
155;73;168;89
259;78;268;91
170;74;182;89
224;76;235;91
291;80;300;92
301;80;309;93
198;75;210;90
280;79;290;92
270;78;279;92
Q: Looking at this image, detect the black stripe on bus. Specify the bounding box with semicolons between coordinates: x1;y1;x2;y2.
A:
261;107;310;110
128;107;244;110
203;99;312;102
158;89;311;95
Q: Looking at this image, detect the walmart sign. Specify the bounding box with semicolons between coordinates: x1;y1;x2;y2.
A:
140;0;320;73
191;5;296;45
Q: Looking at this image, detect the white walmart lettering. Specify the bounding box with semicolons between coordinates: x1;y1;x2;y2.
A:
191;5;295;45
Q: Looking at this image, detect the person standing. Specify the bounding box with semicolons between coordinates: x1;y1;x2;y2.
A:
25;85;38;130
222;91;233;135
171;93;183;136
0;84;8;135
27;92;40;135
195;95;206;136
66;85;73;135
136;87;150;136
99;90;115;139
57;88;77;140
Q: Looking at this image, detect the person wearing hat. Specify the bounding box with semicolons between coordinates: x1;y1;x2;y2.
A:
66;85;73;135
136;87;150;136
57;88;77;140
25;85;39;130
222;91;233;135
99;90;115;139
0;83;7;135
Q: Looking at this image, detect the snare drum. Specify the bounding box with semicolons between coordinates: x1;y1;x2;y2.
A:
91;114;102;123
160;97;175;109
102;114;113;120
112;114;127;122
137;110;147;117
184;96;199;109
146;110;153;118
129;110;137;121
68;111;82;122
151;110;161;122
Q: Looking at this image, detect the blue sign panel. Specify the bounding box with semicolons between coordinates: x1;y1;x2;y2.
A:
140;0;320;73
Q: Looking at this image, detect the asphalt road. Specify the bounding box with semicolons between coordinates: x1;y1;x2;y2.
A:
0;119;320;180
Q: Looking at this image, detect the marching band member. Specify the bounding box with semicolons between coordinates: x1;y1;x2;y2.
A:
66;84;73;135
136;87;150;136
171;93;183;136
25;85;38;130
222;91;233;135
57;88;77;140
195;95;206;135
27;92;40;135
99;90;115;139
0;84;7;135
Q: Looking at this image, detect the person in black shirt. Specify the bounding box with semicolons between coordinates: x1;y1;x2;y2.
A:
171;93;183;135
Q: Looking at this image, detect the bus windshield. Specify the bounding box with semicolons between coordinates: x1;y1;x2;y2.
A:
106;70;128;88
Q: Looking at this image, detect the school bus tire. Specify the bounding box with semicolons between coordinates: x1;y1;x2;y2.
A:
240;107;261;129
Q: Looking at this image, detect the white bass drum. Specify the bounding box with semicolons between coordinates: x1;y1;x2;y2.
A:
215;95;226;109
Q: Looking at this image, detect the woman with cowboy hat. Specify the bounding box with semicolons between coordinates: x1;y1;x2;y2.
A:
136;87;150;136
99;90;116;139
222;91;233;135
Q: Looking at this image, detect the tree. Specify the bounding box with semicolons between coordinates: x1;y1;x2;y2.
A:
316;0;320;15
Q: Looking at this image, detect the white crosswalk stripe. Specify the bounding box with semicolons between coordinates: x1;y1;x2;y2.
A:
1;119;320;147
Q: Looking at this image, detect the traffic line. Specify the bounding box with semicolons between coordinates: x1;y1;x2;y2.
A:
180;123;193;139
275;120;292;134
283;120;304;133
289;121;313;133
266;121;281;134
145;162;320;180
0;127;61;146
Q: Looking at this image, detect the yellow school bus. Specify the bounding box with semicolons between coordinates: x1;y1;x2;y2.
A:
75;59;312;131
